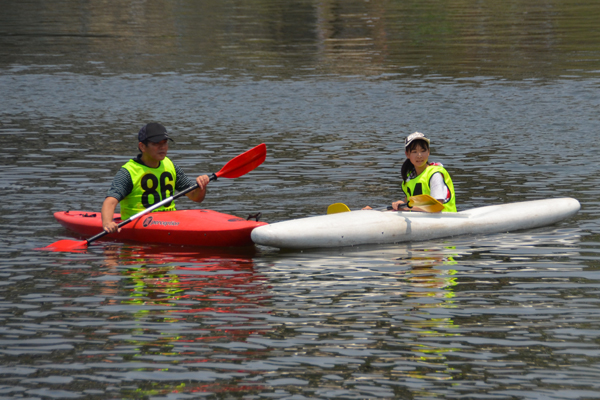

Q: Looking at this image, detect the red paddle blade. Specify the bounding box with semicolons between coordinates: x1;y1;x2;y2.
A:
215;143;266;179
35;239;89;252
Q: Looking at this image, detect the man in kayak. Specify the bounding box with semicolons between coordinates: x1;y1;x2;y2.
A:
364;132;457;212
101;122;210;233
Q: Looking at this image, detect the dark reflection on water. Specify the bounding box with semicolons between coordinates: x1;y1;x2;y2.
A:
2;0;600;79
2;0;600;398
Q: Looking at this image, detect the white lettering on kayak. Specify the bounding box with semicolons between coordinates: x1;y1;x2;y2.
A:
142;216;180;228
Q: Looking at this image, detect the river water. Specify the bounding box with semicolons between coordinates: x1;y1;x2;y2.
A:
1;0;600;399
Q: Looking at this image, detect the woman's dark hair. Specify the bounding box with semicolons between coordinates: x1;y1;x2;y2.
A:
401;139;430;183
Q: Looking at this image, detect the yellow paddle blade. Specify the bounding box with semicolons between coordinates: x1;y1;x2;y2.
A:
327;203;351;214
408;194;444;213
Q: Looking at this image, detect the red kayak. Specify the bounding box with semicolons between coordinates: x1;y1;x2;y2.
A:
54;209;267;247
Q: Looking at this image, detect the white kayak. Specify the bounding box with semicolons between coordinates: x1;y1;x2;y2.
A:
251;197;581;249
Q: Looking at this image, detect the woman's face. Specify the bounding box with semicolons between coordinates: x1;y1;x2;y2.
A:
405;142;429;170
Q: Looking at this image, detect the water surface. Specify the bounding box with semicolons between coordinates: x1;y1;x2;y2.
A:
1;0;600;398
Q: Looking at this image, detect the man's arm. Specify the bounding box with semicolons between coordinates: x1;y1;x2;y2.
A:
101;196;120;233
174;164;209;203
186;174;210;202
102;168;133;233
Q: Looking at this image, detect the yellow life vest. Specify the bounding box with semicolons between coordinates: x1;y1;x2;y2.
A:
402;164;457;212
120;157;177;220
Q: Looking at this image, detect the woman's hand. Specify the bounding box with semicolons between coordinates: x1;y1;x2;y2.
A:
392;200;407;211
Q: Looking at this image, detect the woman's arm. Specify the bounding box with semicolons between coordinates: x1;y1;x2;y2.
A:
429;172;450;203
392;199;408;210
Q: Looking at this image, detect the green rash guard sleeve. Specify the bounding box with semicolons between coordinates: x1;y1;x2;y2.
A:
106;168;133;201
173;164;195;191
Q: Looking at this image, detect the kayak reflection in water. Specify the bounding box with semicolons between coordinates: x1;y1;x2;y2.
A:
101;122;210;233
364;131;457;212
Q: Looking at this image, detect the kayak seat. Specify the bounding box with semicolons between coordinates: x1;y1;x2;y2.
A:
247;212;262;222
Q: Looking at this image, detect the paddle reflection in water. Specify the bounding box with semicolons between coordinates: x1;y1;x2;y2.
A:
90;245;272;397
392;246;460;383
257;244;465;396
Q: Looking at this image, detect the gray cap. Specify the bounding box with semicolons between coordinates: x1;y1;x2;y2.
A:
138;122;174;143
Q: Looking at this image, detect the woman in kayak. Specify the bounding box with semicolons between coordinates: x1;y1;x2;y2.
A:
364;131;456;212
397;131;456;212
101;122;210;233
